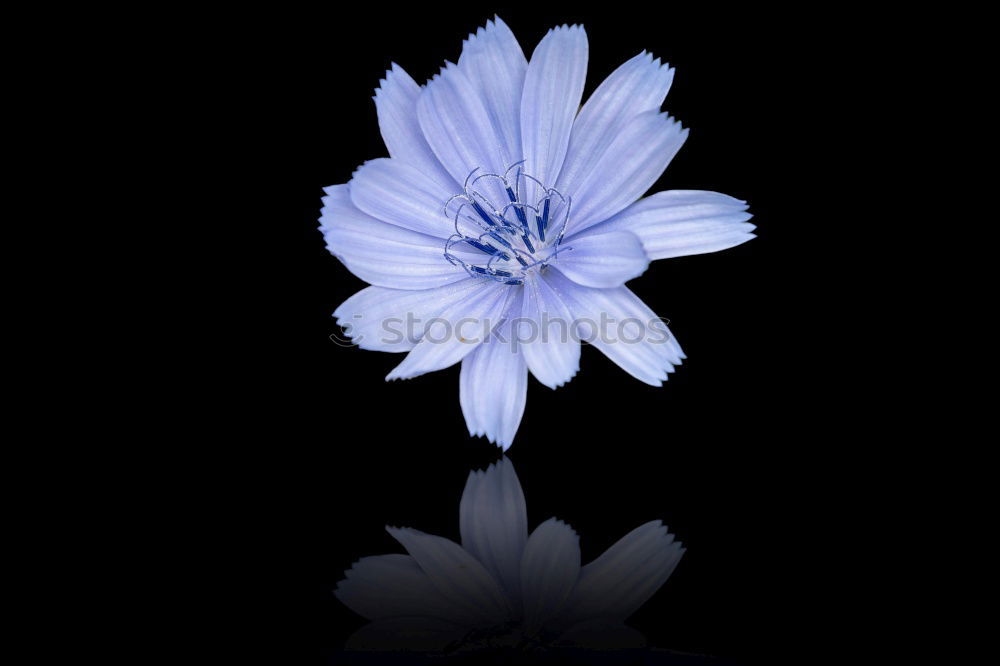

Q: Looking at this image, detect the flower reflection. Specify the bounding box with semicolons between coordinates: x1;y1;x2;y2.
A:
335;458;685;657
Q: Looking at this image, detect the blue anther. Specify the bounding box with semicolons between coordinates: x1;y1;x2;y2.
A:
537;198;550;242
488;231;514;250
471;201;496;226
506;187;529;226
444;165;570;290
465;239;497;255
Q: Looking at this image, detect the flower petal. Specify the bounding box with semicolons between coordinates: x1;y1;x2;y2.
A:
552;230;649;288
564;111;688;236
385;527;511;625
373;64;456;193
561;520;684;623
334;554;468;625
319;184;467;289
385;280;510;380
520;25;588;207
544;271;685;387
519;273;580;389
349;158;454;238
458;17;527;167
557;51;674;196
520;517;581;632
417;62;510;206
333;279;493;352
459;457;528;608
459;291;528;449
593;190;755;260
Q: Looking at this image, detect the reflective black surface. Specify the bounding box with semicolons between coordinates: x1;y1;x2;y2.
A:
223;5;860;664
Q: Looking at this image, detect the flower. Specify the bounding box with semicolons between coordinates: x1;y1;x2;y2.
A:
335;457;685;654
320;18;754;450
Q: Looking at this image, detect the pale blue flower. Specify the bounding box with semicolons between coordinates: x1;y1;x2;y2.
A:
335;457;685;653
320;18;754;449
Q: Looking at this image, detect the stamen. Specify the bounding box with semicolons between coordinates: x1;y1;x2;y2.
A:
503;160;527;181
505;187;528;227
487;231;514;250
471;201;496;227
537;198;550;242
442;163;572;285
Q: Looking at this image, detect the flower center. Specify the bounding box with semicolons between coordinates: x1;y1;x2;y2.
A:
443;162;571;285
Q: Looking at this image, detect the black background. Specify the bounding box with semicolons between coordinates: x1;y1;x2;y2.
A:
221;4;860;665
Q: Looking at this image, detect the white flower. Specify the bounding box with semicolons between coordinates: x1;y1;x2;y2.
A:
335;457;685;653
